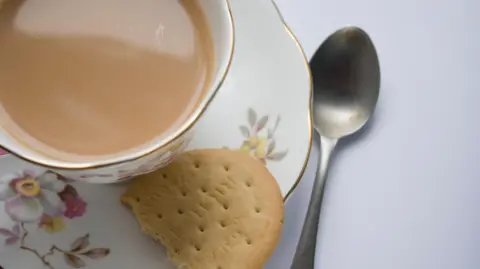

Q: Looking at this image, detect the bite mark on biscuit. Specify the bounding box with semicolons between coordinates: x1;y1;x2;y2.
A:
121;149;284;269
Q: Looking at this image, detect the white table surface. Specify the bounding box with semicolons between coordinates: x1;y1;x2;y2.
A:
266;0;480;269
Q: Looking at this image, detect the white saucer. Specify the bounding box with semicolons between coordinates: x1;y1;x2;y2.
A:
0;0;312;267
190;0;312;199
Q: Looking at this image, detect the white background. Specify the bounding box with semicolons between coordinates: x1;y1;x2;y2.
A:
266;0;480;268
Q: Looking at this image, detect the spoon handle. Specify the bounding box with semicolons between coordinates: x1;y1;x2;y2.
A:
291;135;337;269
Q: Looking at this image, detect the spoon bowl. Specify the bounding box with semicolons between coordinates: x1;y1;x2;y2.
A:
291;26;380;269
311;27;380;138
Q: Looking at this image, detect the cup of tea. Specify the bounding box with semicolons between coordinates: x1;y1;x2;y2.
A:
0;0;234;183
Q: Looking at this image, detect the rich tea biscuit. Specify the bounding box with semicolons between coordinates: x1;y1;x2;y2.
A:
121;148;284;269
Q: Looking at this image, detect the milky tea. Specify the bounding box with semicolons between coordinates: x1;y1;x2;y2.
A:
0;0;214;161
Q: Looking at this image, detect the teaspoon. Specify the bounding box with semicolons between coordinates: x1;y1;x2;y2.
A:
291;26;381;269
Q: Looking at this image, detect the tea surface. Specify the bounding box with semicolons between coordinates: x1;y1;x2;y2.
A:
0;0;213;161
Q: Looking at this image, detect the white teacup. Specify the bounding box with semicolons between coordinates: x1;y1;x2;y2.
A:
0;0;234;183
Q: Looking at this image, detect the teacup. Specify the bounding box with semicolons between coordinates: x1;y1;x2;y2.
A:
0;0;234;183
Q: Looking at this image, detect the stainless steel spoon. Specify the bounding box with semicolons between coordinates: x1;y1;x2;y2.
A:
291;26;380;269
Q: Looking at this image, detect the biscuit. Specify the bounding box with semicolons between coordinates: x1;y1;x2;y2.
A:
121;149;284;269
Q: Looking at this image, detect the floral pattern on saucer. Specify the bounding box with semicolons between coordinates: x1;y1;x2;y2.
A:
117;137;189;180
237;108;288;164
0;171;110;269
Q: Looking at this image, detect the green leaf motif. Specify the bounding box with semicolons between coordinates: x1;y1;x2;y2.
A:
0;228;14;237
256;116;269;132
5;236;18;245
268;150;288;161
248;108;257;127
272;116;281;132
267;128;273;139
267;140;276;155
64;253;86;268
239;126;250;138
70;234;90;252
81;248;111;259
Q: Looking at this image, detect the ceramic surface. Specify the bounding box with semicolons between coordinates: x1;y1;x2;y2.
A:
0;0;312;267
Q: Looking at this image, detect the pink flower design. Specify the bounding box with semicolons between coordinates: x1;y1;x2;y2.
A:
38;214;50;227
0;171;65;223
0;171;108;268
63;195;87;219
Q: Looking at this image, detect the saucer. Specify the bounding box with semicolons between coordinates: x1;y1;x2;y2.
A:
0;0;312;268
